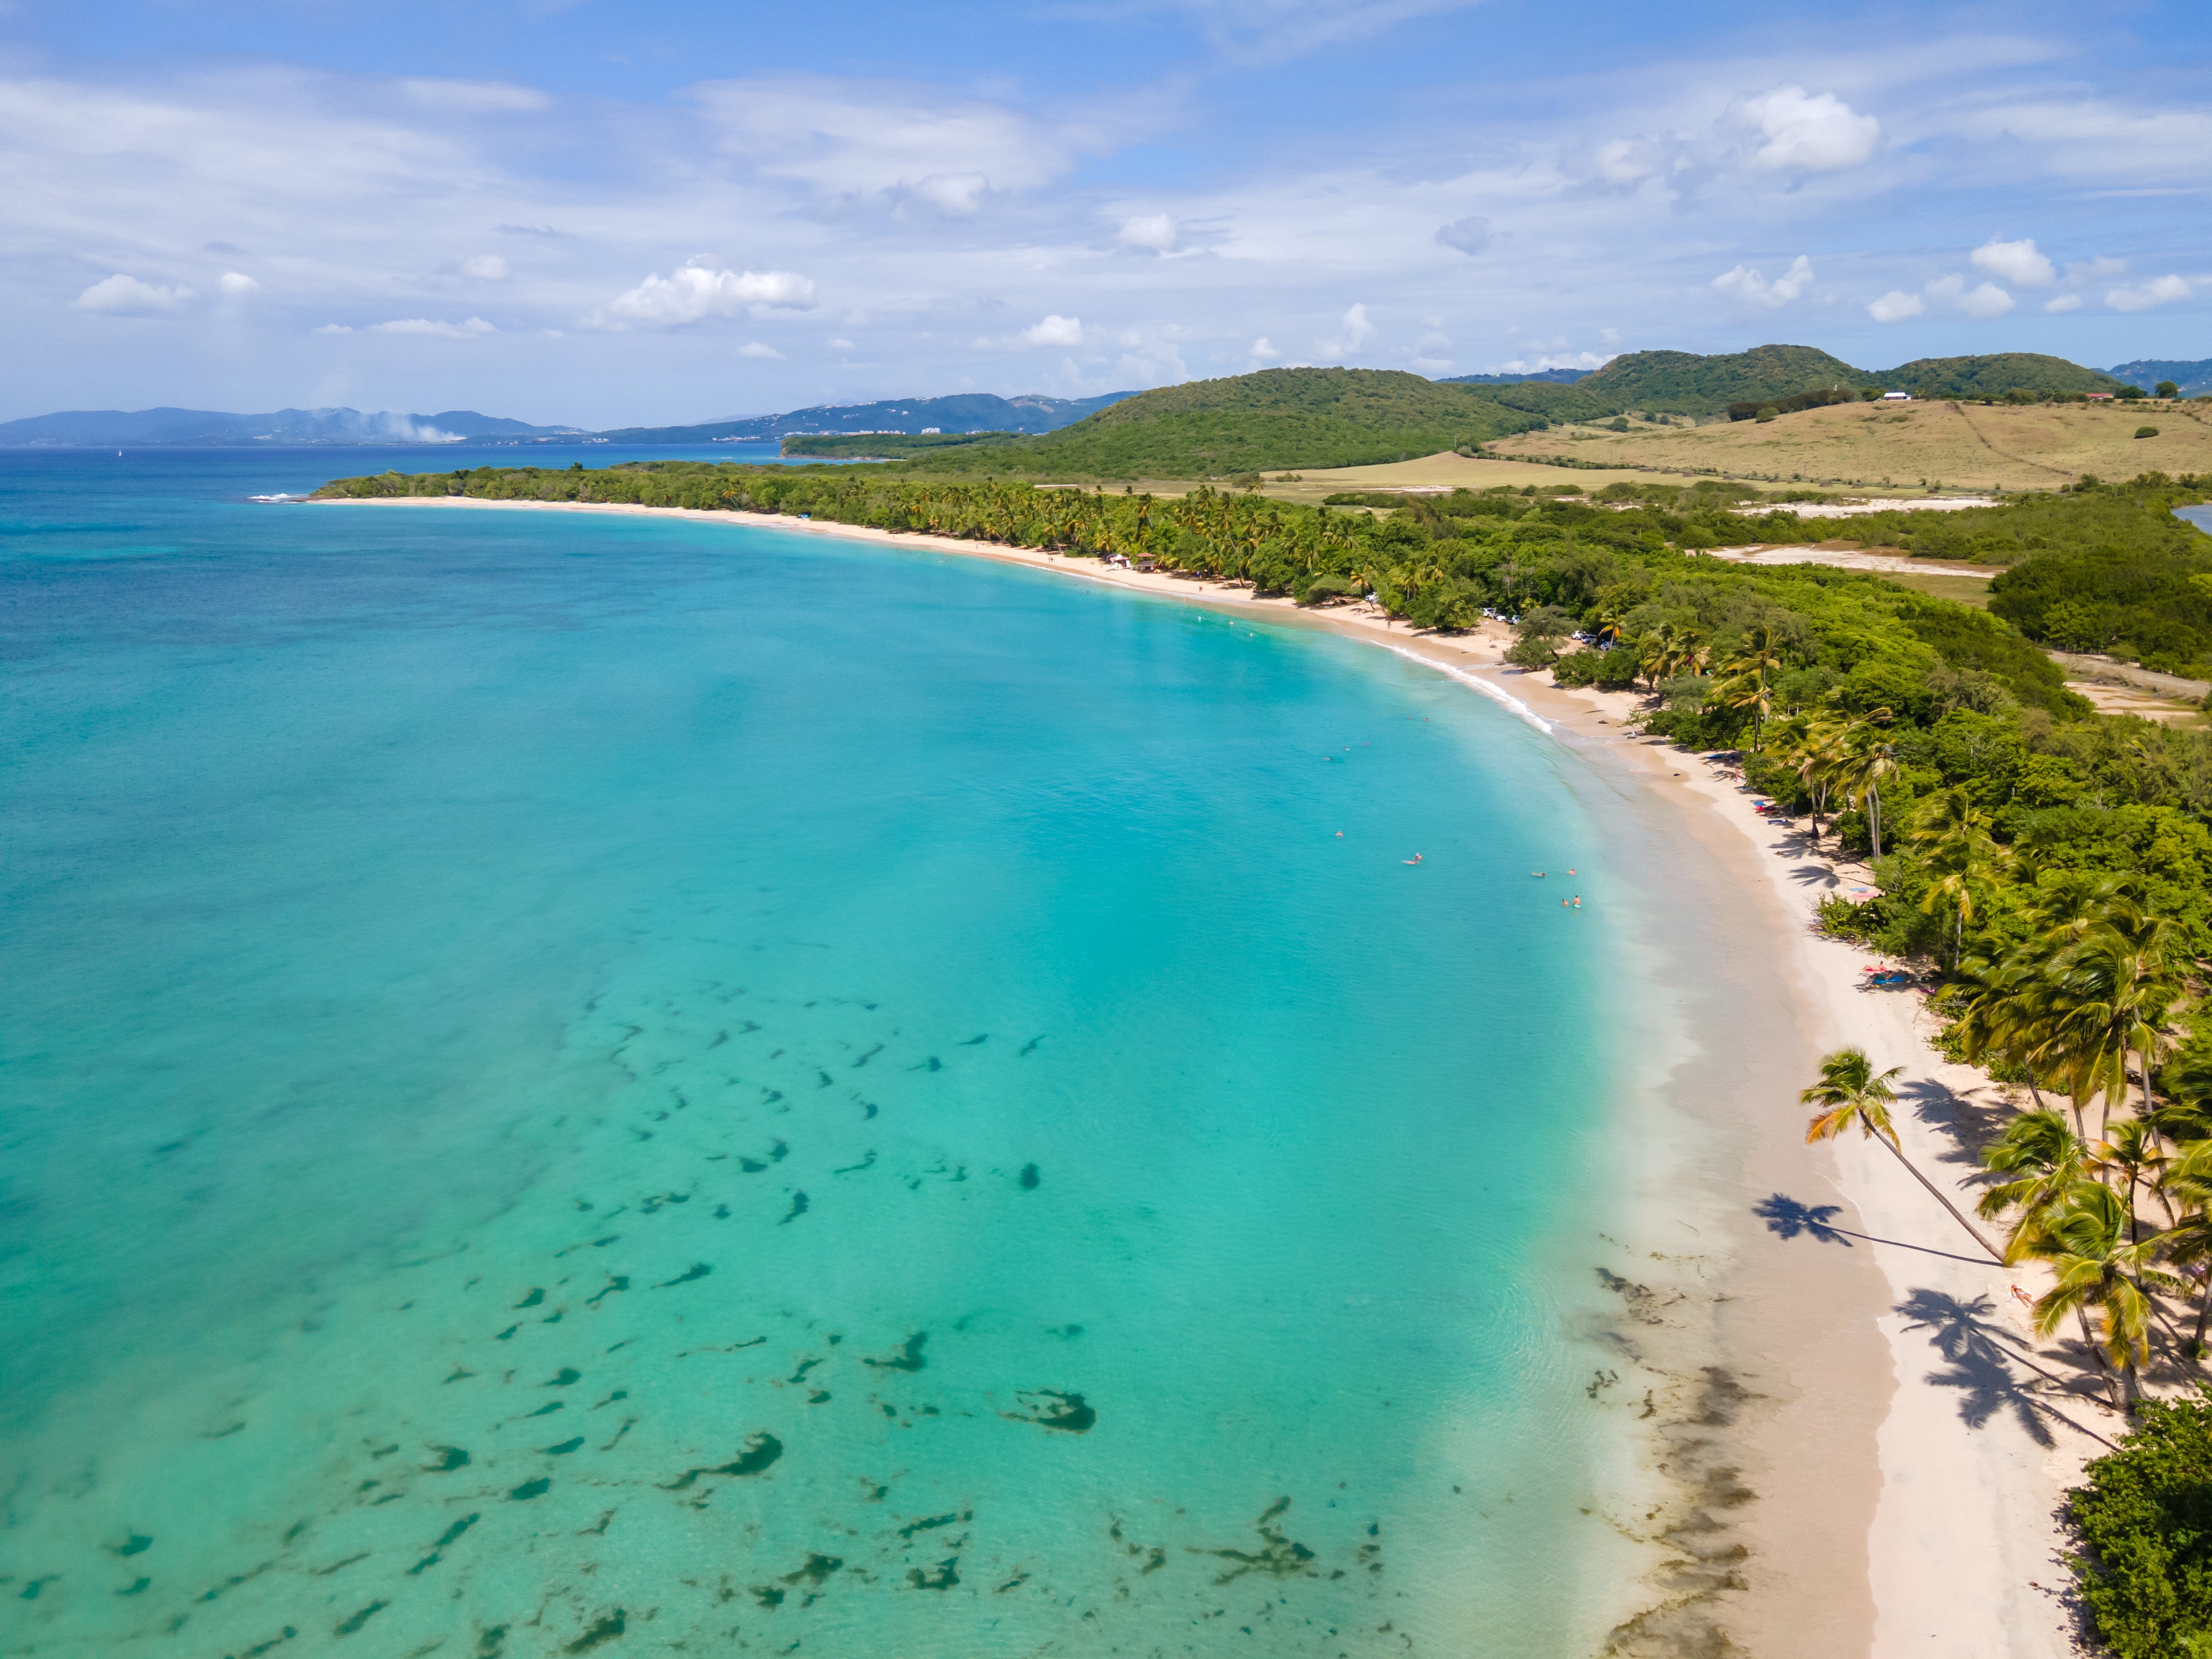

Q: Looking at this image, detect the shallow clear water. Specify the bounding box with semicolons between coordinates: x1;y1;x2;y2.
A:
1;454;1645;1656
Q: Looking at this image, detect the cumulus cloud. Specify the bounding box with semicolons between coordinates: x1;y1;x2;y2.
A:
2044;294;2083;314
314;322;354;334
75;273;192;314
738;340;782;358
218;272;260;295
1020;314;1084;347
461;254;509;280
1927;274;2015;319
607;264;817;325
1248;336;1279;364
1867;290;1924;323
828;336;854;349
2107;274;2192;312
1434;215;1493;255
371;316;498;337
1970;237;2054;288
1739;86;1879;171
1712;255;1814;309
1317;302;1374;359
1117;212;1179;253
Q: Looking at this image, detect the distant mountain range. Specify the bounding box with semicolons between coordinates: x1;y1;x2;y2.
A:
0;406;587;446
2107;359;2212;397
594;392;1137;444
0;391;1139;447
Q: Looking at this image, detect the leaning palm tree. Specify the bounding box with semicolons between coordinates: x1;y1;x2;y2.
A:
1802;1047;2002;1260
2044;922;2184;1137
1714;673;1776;752
2019;1181;2177;1405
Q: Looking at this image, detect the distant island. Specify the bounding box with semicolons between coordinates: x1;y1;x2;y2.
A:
0;390;1139;450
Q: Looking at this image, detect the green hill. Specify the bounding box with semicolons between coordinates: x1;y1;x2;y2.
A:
1870;353;2121;399
1574;346;1866;414
794;368;1616;479
1574;345;2122;415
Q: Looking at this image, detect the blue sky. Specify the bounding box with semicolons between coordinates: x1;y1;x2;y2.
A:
4;0;2209;425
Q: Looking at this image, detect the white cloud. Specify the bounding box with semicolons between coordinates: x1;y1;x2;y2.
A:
1592;136;1666;186
1020;314;1084;347
1712;254;1814;309
2065;256;2127;284
690;75;1104;212
1970;236;2054;288
1739;86;1879;171
218;272;260;296
1434;215;1493;255
738;340;782;358
1927;274;2015;319
1249;336;1279;363
1117;212;1179;253
75;273;192;314
828;336;854;349
1166;0;1487;63
399;79;550;113
461;254;509;280
371;316;498;337
1317;301;1374;359
606;264;817;325
2044;294;2083;314
1867;290;1924;323
314;322;354;334
2107;274;2191;312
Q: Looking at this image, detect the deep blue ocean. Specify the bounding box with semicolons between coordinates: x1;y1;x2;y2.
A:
0;447;1655;1655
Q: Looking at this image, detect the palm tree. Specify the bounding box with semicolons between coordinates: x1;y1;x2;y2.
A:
2019;1182;2177;1405
1802;1048;2002;1260
1951;946;2064;1120
1830;712;1900;857
1715;673;1776;752
2157;1139;2212;1355
1977;1108;2090;1245
2089;1117;2171;1243
1781;714;1847;847
1909;788;2007;969
2045;921;2184;1137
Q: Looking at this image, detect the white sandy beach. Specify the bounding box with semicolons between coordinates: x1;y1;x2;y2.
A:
316;494;2090;1655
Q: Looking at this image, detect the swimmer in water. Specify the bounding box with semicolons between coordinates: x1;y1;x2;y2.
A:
1531;871;1546;878
1573;896;1582;908
1403;854;1422;865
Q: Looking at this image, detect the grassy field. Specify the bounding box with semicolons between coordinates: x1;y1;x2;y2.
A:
1874;569;1996;607
1486;397;2212;491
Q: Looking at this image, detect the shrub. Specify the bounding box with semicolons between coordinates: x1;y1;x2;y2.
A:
1550;648;1601;687
1755;405;1780;423
2138;426;2161;439
2068;1388;2212;1659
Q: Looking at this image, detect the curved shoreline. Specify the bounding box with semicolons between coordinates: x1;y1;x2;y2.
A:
311;493;2080;1654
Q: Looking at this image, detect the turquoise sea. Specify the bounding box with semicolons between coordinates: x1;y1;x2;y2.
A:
1;450;1662;1656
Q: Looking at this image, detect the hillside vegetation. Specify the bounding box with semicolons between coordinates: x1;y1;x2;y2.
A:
1488;396;2212;491
785;368;1620;478
1569;346;2121;415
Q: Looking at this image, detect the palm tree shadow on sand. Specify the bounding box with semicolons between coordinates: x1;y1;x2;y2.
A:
1895;1288;2064;1446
